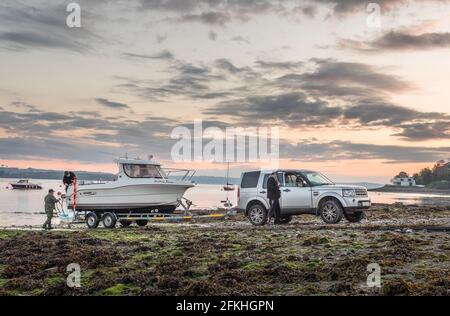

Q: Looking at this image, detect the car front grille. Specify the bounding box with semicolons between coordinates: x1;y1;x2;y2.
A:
356;189;368;196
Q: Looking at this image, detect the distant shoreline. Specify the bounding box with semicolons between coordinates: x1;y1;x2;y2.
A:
369;185;450;196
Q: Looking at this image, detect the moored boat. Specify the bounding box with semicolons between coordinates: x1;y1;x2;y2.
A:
9;179;43;190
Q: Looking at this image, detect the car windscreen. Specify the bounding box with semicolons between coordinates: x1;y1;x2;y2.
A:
302;172;334;186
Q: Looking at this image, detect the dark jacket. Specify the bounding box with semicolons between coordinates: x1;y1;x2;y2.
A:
63;171;76;186
44;194;58;212
267;176;281;200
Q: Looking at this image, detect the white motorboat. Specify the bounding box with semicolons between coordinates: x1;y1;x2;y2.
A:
66;157;195;213
9;179;43;190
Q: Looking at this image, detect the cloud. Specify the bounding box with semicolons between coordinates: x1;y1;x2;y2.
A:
282;140;450;163
208;30;218;41
114;55;446;141
156;34;168;43
139;0;450;26
10;101;40;112
293;59;411;93
206;91;450;140
310;0;450;16
0;107;179;163
140;0;321;26
0;2;101;53
114;59;231;100
1;105;448;165
393;121;450;140
121;50;175;60
339;31;450;52
230;35;250;44
214;58;246;74
256;60;303;70
181;11;232;26
95;98;130;110
206;92;342;126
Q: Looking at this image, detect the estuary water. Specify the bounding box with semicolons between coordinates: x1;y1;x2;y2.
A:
1;178;449;227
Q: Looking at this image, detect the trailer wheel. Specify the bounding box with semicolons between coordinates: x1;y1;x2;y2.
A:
158;206;176;214
119;220;132;227
102;212;117;229
86;212;99;229
136;220;148;227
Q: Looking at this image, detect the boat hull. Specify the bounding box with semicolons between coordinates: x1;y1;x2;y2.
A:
10;183;42;190
66;181;194;211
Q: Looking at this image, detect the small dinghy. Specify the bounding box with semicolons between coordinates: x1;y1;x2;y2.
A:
222;162;235;191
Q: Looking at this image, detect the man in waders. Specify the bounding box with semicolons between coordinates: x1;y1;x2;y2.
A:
267;171;281;225
43;189;58;230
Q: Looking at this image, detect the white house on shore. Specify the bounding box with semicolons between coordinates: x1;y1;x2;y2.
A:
391;176;417;187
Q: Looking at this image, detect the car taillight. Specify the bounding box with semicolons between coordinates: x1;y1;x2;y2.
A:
237;187;240;199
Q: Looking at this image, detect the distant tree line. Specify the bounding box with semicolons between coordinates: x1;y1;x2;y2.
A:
411;160;449;185
394;161;450;186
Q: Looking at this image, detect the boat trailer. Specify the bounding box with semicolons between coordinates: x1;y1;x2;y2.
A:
56;197;237;229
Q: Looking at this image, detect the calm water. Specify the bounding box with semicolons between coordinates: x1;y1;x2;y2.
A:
1;178;449;227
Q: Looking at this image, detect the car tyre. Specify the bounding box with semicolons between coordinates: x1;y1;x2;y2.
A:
344;211;365;223
320;199;343;224
248;204;268;226
276;216;293;224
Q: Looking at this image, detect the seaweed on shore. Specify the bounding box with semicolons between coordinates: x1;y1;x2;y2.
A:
0;204;449;296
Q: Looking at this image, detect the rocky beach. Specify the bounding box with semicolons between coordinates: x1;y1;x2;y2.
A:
0;203;449;296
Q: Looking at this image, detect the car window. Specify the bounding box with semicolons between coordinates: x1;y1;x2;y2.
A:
241;171;261;188
263;173;283;188
285;173;306;187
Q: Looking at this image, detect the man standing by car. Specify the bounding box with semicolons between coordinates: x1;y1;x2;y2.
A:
267;171;281;224
42;189;59;230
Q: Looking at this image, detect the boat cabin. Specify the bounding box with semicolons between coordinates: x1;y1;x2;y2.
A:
114;158;167;179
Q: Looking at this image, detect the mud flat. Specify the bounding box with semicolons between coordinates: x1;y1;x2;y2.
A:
0;204;449;296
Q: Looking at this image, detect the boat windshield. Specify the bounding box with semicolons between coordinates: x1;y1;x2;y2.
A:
123;164;164;179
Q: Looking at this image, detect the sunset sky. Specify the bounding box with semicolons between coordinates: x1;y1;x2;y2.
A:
0;0;449;183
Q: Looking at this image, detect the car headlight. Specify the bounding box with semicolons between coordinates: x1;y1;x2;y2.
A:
343;189;356;197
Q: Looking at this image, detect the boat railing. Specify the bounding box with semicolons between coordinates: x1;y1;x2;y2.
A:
163;168;196;181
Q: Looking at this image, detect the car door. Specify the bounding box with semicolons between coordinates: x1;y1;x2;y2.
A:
258;172;284;202
280;172;313;214
238;171;261;211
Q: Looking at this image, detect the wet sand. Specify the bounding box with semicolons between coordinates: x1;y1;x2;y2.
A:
0;204;449;296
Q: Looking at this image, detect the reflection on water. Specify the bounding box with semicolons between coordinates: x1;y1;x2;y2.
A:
368;192;450;206
0;178;449;227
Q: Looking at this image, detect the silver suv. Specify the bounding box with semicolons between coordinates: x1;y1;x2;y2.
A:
237;169;371;225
